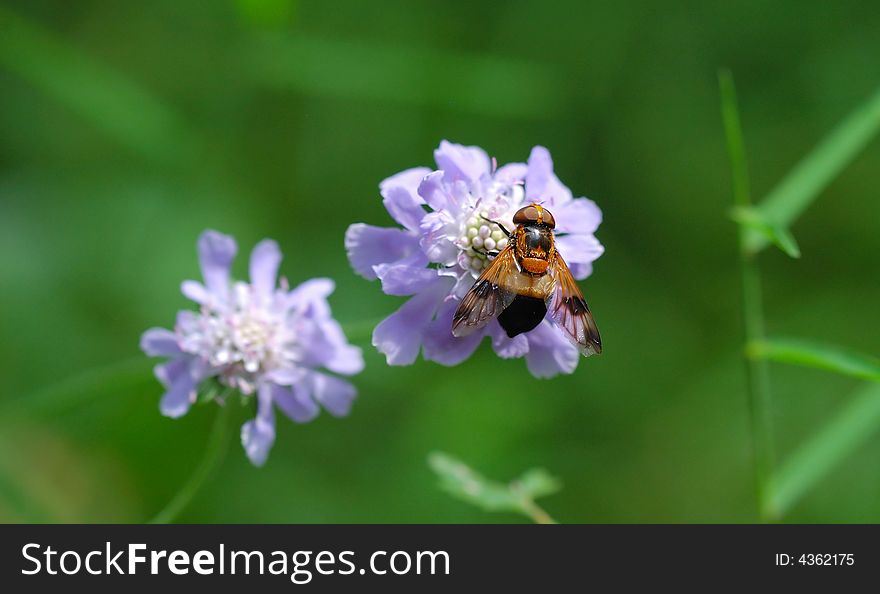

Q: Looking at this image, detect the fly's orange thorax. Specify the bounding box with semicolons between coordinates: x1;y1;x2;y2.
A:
513;224;555;275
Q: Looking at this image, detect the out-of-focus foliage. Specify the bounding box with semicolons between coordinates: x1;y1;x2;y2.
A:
0;0;878;523
749;338;880;383
428;452;560;522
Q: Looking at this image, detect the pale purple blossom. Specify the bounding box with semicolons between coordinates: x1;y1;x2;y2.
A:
141;230;364;466
345;141;604;378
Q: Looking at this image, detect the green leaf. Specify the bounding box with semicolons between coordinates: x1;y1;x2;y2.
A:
720;70;801;259
767;382;880;518
512;468;563;501
729;206;801;258
747;337;880;382
746;83;880;254
428;452;561;520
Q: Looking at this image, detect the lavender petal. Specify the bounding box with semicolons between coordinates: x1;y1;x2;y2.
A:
271;382;319;423
197;230;237;303
242;384;276;466
140;328;181;356
372;277;451;365
345;223;419;280
433;140;491;184
524;321;580;378
525;146;573;206
249;239;282;299
422;297;484;365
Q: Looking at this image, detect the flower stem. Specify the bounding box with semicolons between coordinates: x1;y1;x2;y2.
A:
149;404;233;524
510;483;558;524
720;70;776;521
520;498;558;525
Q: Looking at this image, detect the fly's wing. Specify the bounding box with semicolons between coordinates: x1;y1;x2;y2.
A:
547;252;602;356
452;246;519;337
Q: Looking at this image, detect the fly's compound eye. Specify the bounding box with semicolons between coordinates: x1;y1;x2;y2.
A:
513;204;555;228
513;205;541;225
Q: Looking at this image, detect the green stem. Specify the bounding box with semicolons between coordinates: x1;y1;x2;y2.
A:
520;498;557;525
511;484;558;525
720;70;776;522
149;404;233;524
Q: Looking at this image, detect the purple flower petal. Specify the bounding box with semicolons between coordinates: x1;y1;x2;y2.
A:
197;230;237;303
345;224;419;280
417;170;451;211
383;186;428;232
553;198;602;235
566;261;593;280
419;211;459;266
264;367;307;386
489;323;530;358
524;321;580;378
154;357;189;389
372;277;451;365
242;384;276;466
159;364;197;418
525;146;573;207
381;167;431;231
174;309;200;335
307;372;357;417
493;162;528;185
271;382;319;423
422;298;484;365
434;140;491;184
380;166;432;196
249;239;281;299
316;318;365;375
373;252;435;296
287;277;335;308
140;328;181;356
180;280;210;305
555;233;604;277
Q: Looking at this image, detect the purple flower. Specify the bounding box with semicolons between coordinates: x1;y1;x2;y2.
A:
141;231;364;466
345;141;603;378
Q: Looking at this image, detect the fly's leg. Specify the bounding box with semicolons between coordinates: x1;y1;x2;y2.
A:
472;247;500;258
479;215;511;238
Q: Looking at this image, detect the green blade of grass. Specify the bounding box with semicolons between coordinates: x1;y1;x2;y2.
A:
767;382;880;518
729;206;801;258
746;83;880;254
0;6;196;162
719;69;776;521
747;337;880;382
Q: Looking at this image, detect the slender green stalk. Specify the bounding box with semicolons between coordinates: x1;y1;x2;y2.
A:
149;404;233;524
719;70;776;521
746;83;880;254
767;382;880;517
511;485;558;525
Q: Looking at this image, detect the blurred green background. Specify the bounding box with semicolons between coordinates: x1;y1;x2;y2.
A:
1;0;878;523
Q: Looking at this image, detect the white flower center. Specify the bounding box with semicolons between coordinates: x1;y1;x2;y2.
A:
178;282;292;394
452;181;523;277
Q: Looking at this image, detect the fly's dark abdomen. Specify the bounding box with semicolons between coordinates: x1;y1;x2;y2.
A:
498;294;547;337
